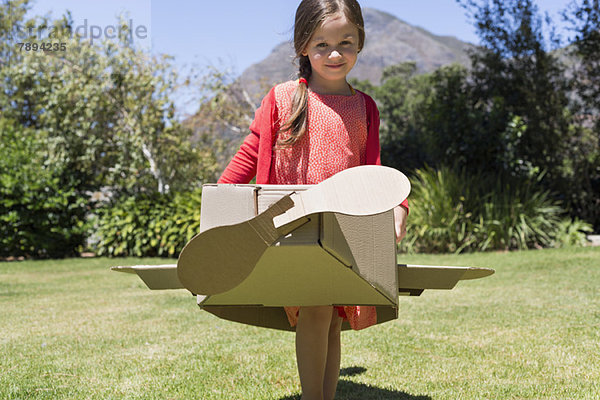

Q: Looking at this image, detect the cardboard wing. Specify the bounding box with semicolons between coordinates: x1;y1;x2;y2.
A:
111;260;493;331
111;264;183;290
111;263;493;294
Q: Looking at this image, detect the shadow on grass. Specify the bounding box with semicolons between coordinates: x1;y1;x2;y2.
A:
278;366;431;400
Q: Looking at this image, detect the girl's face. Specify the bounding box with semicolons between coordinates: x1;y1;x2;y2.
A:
302;13;360;91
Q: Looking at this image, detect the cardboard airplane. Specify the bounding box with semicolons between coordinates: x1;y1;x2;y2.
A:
112;165;494;331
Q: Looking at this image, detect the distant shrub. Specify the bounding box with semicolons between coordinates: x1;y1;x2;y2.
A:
91;189;202;257
552;218;594;248
0;119;88;258
400;167;593;253
0;177;88;259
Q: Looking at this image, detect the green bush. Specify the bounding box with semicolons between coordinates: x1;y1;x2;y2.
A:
552;218;594;248
0;119;88;258
400;167;593;254
400;166;479;253
92;189;202;257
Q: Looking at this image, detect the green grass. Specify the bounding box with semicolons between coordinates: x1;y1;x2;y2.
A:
1;248;599;399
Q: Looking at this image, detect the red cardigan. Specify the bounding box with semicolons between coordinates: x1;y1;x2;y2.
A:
218;86;409;210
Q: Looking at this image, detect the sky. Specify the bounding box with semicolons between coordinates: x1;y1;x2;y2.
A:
24;0;574;117
27;0;574;76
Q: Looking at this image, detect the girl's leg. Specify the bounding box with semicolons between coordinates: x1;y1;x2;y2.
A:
323;309;343;400
296;306;333;400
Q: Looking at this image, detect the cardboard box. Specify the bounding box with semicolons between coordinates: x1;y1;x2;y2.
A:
192;184;399;331
177;166;412;296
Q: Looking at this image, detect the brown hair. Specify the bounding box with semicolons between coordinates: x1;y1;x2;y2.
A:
276;0;365;148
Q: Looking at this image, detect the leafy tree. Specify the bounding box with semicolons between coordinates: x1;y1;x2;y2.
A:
355;62;499;175
420;64;504;172
352;62;434;172
563;0;600;124
458;0;572;180
183;66;260;174
0;118;88;258
561;0;600;230
0;0;31;66
0;2;221;257
1;4;218;195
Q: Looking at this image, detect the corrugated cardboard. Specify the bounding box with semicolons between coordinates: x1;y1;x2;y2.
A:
111;260;494;332
195;185;398;309
112;167;494;332
111;263;493;294
111;265;183;290
188;183;491;332
177;166;412;296
191;180;493;330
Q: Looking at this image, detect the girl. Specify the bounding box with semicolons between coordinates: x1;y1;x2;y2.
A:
218;0;408;398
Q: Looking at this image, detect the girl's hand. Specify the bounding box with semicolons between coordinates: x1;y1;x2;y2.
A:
393;205;408;243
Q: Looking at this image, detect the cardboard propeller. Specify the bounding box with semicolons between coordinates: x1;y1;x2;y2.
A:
177;165;411;296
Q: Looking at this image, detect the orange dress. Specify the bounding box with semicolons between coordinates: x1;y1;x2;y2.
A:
270;80;377;331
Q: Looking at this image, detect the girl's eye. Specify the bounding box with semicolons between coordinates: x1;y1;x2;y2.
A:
317;43;328;48
341;40;352;46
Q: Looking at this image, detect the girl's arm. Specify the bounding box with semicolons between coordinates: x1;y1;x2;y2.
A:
218;87;278;184
218;132;259;184
394;205;408;243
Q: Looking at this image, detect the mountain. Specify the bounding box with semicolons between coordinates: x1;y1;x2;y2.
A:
239;8;475;99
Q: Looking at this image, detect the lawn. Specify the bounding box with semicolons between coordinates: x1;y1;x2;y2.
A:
1;247;599;399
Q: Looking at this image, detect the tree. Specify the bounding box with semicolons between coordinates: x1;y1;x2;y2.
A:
1;5;218;195
562;0;600;230
420;64;502;173
0;117;88;258
353;62;434;172
563;0;600;125
183;66;260;174
355;62;499;175
458;0;572;180
0;2;221;256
